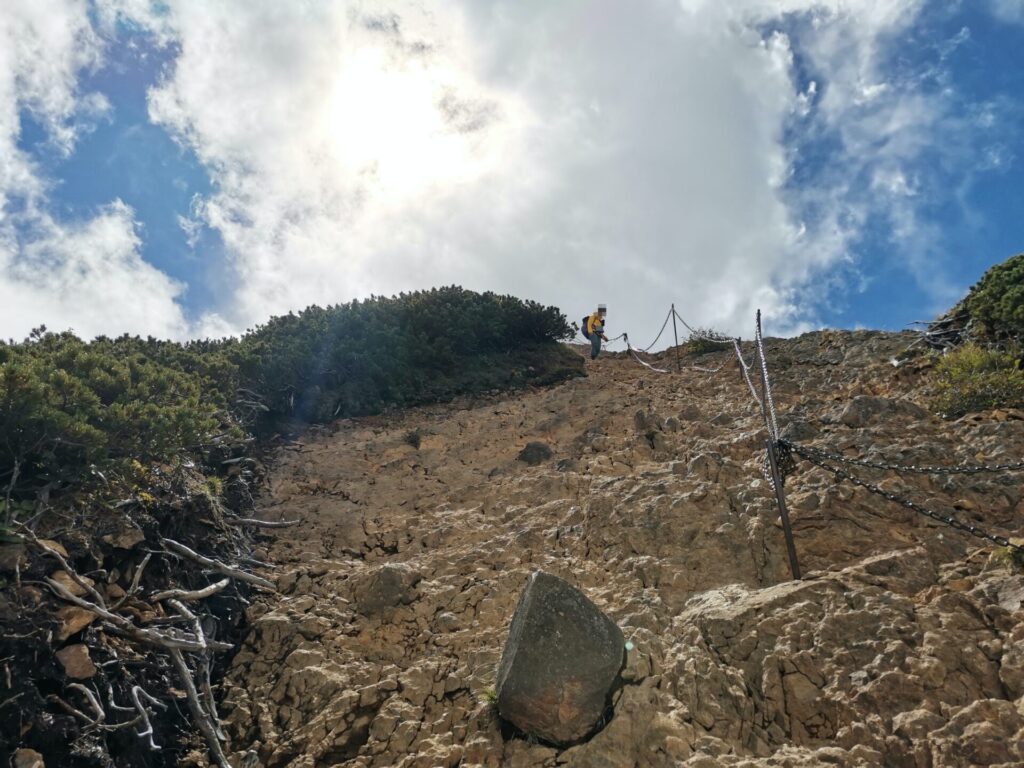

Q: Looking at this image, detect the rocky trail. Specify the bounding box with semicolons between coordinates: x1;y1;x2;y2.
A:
218;331;1024;768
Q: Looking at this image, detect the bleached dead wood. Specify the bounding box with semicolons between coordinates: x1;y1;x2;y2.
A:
163;538;275;590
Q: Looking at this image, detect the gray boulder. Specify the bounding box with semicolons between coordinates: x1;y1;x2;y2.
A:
353;563;421;615
517;442;553;466
496;571;624;745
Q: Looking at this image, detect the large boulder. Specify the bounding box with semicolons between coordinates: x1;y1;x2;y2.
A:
496;571;624;745
352;563;422;615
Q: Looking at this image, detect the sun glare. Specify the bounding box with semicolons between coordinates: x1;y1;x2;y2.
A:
326;47;483;198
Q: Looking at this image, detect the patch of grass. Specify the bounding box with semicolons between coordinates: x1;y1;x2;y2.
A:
930;343;1024;419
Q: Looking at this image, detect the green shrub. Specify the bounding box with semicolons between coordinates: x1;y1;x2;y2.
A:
684;329;731;356
0;330;231;511
231;287;578;425
0;288;580;515
931;343;1024;418
960;253;1024;341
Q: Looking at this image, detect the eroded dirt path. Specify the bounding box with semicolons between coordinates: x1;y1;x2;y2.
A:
220;333;1024;768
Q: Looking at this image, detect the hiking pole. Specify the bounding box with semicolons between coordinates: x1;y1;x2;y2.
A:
765;438;801;580
670;304;681;373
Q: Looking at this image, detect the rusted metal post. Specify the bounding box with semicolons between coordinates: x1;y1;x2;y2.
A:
765;438;801;580
671;304;681;372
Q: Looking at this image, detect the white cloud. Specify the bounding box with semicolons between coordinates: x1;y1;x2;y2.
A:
124;0;950;342
989;0;1024;24
0;201;187;340
0;0;187;340
2;0;1011;343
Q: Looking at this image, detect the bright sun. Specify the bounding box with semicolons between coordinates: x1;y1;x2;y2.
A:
326;47;486;198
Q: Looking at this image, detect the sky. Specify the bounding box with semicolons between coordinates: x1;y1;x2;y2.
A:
1;0;1022;347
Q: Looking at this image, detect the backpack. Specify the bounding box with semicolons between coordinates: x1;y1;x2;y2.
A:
581;315;591;339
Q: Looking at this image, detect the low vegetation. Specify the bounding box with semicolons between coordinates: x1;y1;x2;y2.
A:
0;287;579;526
930;343;1024;419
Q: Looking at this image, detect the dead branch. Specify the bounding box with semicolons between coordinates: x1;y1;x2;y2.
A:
44;578;210;654
48;694;95;724
25;531;108;608
162;538;275;590
168;648;232;768
130;685;165;750
69;683;105;722
228;517;300;528
151;578;230;603
111;552;152;610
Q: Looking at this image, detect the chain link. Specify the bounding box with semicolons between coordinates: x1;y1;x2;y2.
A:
785;440;1024;476
755;311;780;440
733;338;764;409
640;309;674;352
792;447;1024;554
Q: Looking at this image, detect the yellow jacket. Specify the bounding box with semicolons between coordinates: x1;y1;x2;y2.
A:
586;312;606;338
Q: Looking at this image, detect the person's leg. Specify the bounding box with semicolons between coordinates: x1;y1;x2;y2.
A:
591;333;601;360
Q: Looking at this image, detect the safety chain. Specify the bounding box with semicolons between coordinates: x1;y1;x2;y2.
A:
761;439;796;491
793;447;1024;554
733;338;764;409
673;309;733;344
641;309;674;352
784;441;1024;476
755;311;780;440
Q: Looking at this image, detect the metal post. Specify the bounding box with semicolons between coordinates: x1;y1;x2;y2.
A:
670;304;681;373
765;438;801;580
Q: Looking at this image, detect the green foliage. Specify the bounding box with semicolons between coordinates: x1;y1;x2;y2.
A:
0;330;233;510
0;288;579;516
232;287;578;425
930;343;1024;418
684;330;731;356
960;253;1024;341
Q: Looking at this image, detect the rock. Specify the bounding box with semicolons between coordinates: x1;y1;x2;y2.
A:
38;539;67;557
13;749;45;768
101;526;146;549
838;396;927;427
496;570;624;745
56;606;97;642
0;541;26;573
353;563;422;615
49;571;95;597
56;644;97;679
517;442;553;466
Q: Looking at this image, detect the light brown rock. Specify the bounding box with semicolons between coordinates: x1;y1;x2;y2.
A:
55;644;96;679
56;606;97;642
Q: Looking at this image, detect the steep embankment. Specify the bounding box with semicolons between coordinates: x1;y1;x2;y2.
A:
219;331;1024;768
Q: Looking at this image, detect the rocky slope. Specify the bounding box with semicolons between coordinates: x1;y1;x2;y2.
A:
218;331;1024;768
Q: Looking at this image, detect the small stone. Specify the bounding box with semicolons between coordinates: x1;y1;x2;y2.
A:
56;606;97;642
50;571;95;598
56;644;97;679
38;539;68;557
13;749;45;768
101;526;146;550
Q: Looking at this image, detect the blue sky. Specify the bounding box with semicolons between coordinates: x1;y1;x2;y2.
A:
1;0;1022;343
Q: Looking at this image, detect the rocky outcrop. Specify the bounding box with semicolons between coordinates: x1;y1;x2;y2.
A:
496;571;624;745
219;330;1024;767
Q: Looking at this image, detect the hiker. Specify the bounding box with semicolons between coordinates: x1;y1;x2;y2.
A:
582;304;609;360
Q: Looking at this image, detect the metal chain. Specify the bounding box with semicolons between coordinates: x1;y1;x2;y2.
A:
762;440;796;491
733;338;763;409
785;441;1024;476
673;309;732;343
640;309;674;352
755;311;780;440
794;449;1024;553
